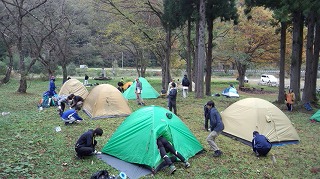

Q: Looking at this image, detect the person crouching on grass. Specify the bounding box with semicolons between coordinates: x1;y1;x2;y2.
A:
60;106;83;125
75;128;103;159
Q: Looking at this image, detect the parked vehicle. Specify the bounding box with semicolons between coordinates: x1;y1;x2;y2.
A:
259;74;278;86
236;76;249;83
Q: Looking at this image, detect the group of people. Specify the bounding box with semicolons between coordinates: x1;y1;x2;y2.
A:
203;100;272;158
49;75;273;175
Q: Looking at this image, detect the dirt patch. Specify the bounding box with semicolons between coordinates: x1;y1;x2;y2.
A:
239;87;276;94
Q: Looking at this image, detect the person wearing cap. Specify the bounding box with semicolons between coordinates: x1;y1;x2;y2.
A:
252;131;272;157
206;100;224;157
75;128;104;159
135;78;145;105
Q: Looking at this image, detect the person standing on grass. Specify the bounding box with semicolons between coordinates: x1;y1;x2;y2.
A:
181;75;190;98
75;128;103;159
203;104;210;131
157;136;190;174
60;106;83;125
252;131;272;157
48;76;57;97
135;78;145;105
168;82;177;115
84;74;89;86
206;100;224;157
285;89;295;111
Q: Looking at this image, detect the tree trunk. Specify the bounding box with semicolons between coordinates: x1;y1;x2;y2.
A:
290;11;304;101
163;28;172;90
62;63;68;83
193;21;199;92
311;16;320;102
277;22;287;103
195;0;206;98
17;18;27;93
187;18;192;92
205;19;213;96
303;11;315;103
1;44;13;84
236;61;246;88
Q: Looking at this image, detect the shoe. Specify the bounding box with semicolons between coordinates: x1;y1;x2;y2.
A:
93;150;102;155
213;150;223;157
184;161;190;168
169;165;176;174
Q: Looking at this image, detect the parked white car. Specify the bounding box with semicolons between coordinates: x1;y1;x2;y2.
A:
236;76;249;83
259;74;278;86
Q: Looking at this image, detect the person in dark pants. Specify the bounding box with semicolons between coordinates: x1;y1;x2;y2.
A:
157;136;190;174
168;82;177;115
252;131;272;157
206;100;224;157
75;128;104;159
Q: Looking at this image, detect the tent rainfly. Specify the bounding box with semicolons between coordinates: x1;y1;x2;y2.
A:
122;77;160;99
102;105;203;173
221;87;239;98
82;84;131;119
221;98;300;146
58;79;89;99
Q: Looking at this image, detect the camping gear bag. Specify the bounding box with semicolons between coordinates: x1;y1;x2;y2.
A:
90;170;109;179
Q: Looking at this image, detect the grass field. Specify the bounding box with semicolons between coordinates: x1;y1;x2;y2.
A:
0;76;319;179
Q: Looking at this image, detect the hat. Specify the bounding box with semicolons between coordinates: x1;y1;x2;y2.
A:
94;128;103;136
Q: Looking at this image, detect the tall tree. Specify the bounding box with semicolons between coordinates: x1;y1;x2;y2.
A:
205;0;238;96
0;0;48;93
195;0;206;98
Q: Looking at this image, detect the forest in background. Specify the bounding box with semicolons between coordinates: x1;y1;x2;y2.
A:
0;0;320;104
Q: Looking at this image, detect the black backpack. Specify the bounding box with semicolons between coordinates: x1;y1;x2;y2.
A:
90;170;109;179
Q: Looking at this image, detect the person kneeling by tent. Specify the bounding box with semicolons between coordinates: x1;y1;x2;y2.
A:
157;136;190;174
75;128;103;159
252;131;272;157
60;106;83;125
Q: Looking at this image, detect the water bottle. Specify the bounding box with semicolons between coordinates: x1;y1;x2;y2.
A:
2;112;10;116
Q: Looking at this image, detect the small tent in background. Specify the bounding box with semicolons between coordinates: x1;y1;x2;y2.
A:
310;110;320;122
59;79;89;99
123;77;160;99
83;84;131;119
123;82;133;91
221;87;239;98
101;105;203;174
221;98;300;146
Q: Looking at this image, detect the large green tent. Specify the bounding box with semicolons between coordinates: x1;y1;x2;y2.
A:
122;77;160;99
101;105;203;172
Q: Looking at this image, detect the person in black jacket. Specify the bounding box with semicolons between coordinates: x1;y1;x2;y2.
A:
252;131;272;157
75;128;103;158
68;94;84;109
167;82;177;115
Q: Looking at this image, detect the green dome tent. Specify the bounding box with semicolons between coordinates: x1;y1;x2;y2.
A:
310;110;320;122
122;77;160;99
101;105;203;173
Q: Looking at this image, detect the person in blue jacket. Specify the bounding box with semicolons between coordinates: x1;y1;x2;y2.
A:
60;106;83;125
48;76;57;97
75;128;103;159
252;131;272;157
206;100;224;157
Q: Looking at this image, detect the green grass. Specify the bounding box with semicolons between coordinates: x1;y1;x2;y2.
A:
0;77;319;179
